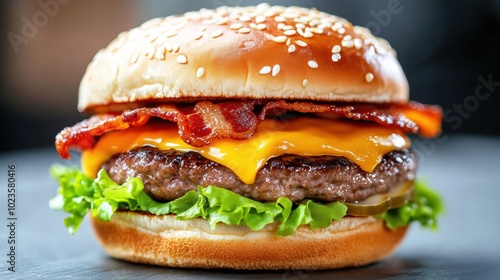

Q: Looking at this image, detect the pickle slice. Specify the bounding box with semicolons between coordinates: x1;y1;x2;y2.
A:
344;181;414;216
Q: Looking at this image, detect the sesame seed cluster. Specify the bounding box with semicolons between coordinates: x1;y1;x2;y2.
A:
106;4;394;82
80;4;408;111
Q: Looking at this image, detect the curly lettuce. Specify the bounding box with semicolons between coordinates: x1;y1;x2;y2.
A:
378;180;443;230
49;164;442;236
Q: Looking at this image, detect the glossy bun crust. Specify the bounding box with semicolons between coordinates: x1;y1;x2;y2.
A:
91;212;407;270
79;4;408;113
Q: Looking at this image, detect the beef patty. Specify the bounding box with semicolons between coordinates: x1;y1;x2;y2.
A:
102;147;417;203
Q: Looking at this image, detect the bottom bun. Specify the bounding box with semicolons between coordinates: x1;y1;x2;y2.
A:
90;211;407;270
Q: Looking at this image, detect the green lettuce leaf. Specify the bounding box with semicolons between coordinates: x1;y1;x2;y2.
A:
49;164;442;236
378;180;444;230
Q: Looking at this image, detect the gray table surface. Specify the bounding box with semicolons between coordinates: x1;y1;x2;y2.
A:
0;134;499;279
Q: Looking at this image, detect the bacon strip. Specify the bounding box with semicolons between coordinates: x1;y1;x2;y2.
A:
55;100;442;159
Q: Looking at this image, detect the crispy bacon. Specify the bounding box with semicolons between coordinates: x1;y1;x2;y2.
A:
55;100;442;159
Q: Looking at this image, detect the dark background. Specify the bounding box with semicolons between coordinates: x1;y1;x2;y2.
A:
1;0;499;152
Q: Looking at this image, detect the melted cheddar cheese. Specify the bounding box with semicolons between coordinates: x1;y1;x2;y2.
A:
82;117;410;184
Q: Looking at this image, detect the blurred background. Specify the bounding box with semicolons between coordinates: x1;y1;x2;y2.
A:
1;0;499;152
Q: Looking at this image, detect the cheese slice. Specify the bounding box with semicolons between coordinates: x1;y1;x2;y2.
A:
82;117;410;184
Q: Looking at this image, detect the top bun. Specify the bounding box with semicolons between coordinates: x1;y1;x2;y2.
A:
79;4;408;113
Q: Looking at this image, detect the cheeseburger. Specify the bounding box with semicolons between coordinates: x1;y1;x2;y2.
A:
50;4;443;270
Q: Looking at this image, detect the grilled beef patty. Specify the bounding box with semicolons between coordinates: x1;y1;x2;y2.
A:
102;147;417;203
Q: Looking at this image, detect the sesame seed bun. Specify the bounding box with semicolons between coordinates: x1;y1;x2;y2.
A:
78;4;408;113
90;212;408;270
77;4;413;270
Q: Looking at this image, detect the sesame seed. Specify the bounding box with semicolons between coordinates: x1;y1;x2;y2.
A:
332;45;341;53
365;73;374;82
283;25;294;30
369;45;376;54
129;52;139;64
318;23;329;30
165;43;173;52
284;13;299;19
259;66;271;75
193;32;203;40
288;44;296;53
294;19;306;25
272;64;280;77
277;23;286;30
165;30;178;38
263;11;275;17
255;15;266;23
354;38;363;49
272;36;287;43
230;23;243;30
199;25;207;32
257;3;270;10
308;60;318;69
332;22;343;31
144;47;155;59
216;17;228;25
196;67;205;78
337;27;346;34
172;44;180;53
275;16;286;22
155;52;165;60
295;40;307;47
250;23;257;29
284;29;297;36
155;46;166;60
331;53;341;62
310;27;324;34
295;23;306;29
341;39;354;48
300;16;312;22
301;32;313;38
256;23;267;30
239;15;251;22
177;55;187;64
342;41;354;48
239;27;251;34
211;29;224;38
148;34;159;43
302;79;309;88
